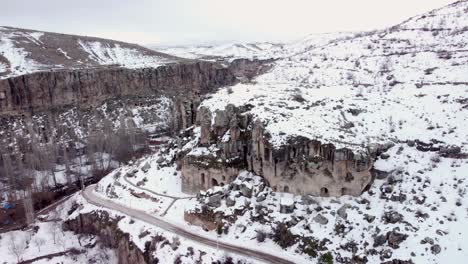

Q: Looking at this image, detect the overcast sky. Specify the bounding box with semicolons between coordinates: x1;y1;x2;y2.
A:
1;0;455;45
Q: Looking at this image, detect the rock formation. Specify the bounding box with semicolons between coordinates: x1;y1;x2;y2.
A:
64;212;150;264
181;104;376;197
0;61;230;113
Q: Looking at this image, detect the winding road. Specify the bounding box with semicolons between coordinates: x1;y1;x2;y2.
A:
82;184;295;264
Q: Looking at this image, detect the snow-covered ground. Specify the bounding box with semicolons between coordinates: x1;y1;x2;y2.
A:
77;40;172;69
0;31;44;77
0;215;117;264
90;138;468;263
198;0;468;153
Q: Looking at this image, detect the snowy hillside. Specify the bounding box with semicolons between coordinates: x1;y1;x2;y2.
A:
0;27;179;79
201;0;468;153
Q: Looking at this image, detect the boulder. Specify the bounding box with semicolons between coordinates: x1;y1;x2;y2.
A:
226;196;236;207
300;195;317;205
386;230;408;249
380;249;393;259
430;244;441;255
280;199;295;214
207;194;222;207
420;237;434;245
313;214;329;225
373;234;387;247
240;184;253;198
256;193;267;202
380;153;390;160
372;169;390;180
439;146;461;157
337;204;351;220
383;211;404;224
364;214;376;223
141;162;151;173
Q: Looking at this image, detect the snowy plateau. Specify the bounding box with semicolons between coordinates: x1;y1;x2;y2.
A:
1;1;468;264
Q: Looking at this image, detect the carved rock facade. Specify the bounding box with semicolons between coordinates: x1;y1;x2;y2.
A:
181;104;375;197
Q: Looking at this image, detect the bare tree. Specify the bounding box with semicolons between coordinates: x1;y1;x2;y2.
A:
33;236;45;252
2;154;15;199
8;234;28;263
56;231;67;251
50;218;61;245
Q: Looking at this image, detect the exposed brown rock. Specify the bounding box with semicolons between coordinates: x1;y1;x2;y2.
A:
181;104;377;197
64;211;152;264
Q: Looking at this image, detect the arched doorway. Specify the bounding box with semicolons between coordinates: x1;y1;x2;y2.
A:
345;172;354;182
283;185;290;193
320;187;329;197
211;178;219;187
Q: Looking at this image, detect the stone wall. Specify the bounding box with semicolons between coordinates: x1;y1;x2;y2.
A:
181;104;376;197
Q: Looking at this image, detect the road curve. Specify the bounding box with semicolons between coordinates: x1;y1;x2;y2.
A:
122;174;193;200
82;185;295;264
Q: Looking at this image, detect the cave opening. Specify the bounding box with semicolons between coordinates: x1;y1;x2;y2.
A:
211;178;219;187
243;145;248;164
320;187;329;197
264;147;270;161
345;172;354;182
201;173;205;186
190;102;196;125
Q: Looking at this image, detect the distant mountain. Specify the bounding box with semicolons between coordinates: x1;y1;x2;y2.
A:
0;26;182;79
150;42;286;60
149;32;358;60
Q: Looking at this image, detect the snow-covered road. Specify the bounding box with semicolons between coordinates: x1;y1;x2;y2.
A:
82;184;294;264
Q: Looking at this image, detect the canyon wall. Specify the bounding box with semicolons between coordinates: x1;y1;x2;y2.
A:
181;104;376;197
0;61;235;114
0;59;272;131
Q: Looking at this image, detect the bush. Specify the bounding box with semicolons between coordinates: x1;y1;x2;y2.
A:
216;223;223;235
319;252;334;264
299;237;327;258
256;230;266;243
272;223;297;249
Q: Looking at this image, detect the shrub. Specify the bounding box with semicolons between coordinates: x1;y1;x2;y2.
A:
319;252;334;264
300;237;325;258
216;223;223;235
272;223;297;248
256;230;266;243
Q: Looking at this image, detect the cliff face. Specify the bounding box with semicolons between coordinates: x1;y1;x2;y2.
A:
0;61;237;114
64;212;153;264
181;104;377;197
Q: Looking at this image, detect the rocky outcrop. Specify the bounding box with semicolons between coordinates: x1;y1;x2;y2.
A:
181;104;376;197
0;61;236;114
64;211;155;264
